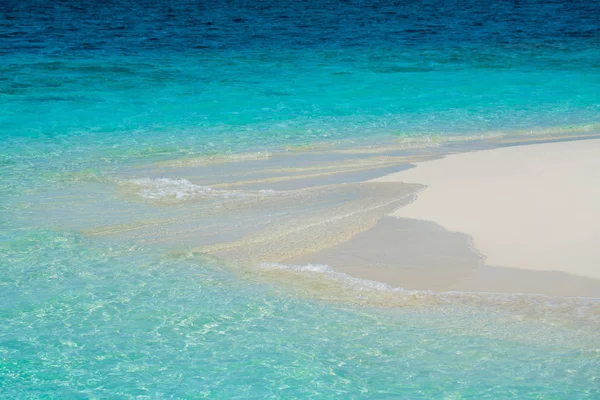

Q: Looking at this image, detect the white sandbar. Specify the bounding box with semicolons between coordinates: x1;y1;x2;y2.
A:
373;139;600;280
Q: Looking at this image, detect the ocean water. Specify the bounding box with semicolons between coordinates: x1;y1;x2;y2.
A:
2;0;600;398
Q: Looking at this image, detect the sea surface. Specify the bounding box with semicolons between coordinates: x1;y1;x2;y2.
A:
2;0;600;398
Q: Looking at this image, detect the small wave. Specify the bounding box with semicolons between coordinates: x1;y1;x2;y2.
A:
127;177;276;202
225;151;272;161
257;263;600;325
129;178;214;200
260;262;398;292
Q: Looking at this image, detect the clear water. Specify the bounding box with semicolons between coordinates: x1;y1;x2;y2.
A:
2;0;600;397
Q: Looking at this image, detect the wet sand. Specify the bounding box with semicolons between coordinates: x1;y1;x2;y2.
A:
374;139;600;278
293;139;600;296
289;217;600;297
34;135;600;298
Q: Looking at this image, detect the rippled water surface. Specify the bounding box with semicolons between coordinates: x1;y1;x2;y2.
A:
2;0;600;397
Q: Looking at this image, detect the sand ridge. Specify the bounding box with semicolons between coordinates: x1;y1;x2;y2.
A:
372;139;600;280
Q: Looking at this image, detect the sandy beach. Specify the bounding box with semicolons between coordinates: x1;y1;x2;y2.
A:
31;135;600;298
290;139;600;296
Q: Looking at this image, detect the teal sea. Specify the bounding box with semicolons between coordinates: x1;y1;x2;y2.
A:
2;0;600;397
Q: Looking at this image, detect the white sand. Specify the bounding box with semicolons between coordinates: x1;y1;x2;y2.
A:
373;139;600;280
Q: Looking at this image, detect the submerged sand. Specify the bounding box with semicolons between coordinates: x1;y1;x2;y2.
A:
33;133;600;298
291;139;600;296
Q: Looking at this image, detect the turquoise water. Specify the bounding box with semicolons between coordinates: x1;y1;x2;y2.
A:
2;0;600;397
2;226;599;398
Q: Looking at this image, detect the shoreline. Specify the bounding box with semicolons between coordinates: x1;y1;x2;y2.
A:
375;139;600;279
28;130;600;298
289;138;600;297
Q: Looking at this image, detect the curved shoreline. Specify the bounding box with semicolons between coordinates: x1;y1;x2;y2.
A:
374;139;600;279
346;138;600;296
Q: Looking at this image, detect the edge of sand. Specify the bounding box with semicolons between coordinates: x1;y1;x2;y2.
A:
289;139;600;297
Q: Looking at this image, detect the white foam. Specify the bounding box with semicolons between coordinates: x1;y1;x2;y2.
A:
127;177;278;201
260;262;399;292
258;263;600;325
129;178;214;200
224;151;272;161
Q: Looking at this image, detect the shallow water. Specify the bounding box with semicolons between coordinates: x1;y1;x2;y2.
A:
2;0;600;397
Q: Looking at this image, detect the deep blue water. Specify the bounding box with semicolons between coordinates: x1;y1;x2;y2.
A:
2;0;599;146
1;0;600;398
